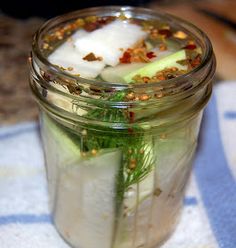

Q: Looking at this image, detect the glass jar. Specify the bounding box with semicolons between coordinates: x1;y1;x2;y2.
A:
29;6;216;248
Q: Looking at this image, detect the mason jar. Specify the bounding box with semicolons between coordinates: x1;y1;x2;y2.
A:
29;6;216;248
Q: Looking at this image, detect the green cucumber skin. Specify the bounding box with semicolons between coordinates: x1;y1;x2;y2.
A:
123;50;187;83
101;63;146;83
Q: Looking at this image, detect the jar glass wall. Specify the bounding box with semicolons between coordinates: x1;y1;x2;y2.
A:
29;6;216;248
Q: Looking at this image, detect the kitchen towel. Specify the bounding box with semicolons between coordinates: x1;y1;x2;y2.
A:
0;81;235;248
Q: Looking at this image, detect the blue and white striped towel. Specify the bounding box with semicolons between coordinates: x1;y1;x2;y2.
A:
0;81;235;248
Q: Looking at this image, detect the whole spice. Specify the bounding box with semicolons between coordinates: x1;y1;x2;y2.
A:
83;53;103;61
158;29;172;38
173;31;188;39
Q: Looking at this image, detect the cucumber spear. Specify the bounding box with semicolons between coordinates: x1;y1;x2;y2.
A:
123;49;187;83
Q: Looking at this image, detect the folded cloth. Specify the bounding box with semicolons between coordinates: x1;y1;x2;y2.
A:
0;81;235;248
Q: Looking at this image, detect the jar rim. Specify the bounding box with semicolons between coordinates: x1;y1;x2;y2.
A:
32;5;214;90
30;5;215;131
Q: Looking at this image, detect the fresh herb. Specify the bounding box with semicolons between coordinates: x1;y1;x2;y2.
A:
80;90;154;205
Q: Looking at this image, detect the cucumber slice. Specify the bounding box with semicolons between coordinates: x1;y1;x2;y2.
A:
48;30;106;78
101;63;145;83
42;113;81;161
55;149;122;248
100;48;175;84
74;20;147;67
42;114;123;248
123;50;187;83
41;114;81;213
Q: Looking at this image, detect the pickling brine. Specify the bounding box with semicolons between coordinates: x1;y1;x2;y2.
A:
29;6;216;248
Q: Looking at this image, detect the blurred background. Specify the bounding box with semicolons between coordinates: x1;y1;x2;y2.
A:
0;0;236;124
0;2;236;247
1;0;153;18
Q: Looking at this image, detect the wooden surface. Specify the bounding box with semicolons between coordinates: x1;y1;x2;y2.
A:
0;0;235;125
0;16;43;125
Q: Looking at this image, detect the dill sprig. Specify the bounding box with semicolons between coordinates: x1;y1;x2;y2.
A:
124;142;154;188
82;90;154;200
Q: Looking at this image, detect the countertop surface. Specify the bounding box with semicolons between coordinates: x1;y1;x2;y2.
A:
0;16;43;125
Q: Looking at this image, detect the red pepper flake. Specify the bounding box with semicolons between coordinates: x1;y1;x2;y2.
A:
130;19;142;26
146;51;156;59
97;16;115;25
83;53;103;62
97;18;108;25
190;54;201;68
129;111;135;123
158;29;172;37
119;51;132;63
128;128;134;134
184;44;197;50
84;22;99;32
